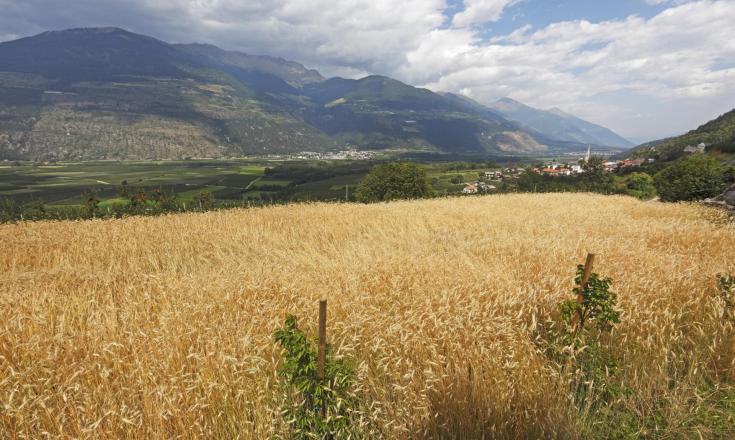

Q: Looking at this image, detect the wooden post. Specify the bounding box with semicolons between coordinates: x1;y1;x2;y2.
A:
317;299;327;380
573;253;595;330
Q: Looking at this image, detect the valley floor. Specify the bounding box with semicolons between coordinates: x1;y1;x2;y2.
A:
1;194;734;438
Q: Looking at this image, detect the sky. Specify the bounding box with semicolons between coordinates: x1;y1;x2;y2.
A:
1;0;734;143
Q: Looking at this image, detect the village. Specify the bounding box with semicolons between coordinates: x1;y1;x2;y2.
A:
459;146;661;194
286;150;378;160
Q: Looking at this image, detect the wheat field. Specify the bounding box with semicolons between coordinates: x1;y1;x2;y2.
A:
1;193;734;439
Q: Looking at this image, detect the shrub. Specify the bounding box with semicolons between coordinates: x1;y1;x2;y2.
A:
83;189;100;218
274;315;358;439
654;155;733;202
194;191;215;211
545;262;623;409
356;163;431;203
0;197;22;222
622;172;656;200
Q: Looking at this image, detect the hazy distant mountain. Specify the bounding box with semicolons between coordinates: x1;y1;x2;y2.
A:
488;97;633;149
627;109;735;161
0;27;549;160
298;76;547;153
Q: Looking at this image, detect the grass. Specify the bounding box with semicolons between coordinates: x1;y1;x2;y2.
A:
1;194;734;438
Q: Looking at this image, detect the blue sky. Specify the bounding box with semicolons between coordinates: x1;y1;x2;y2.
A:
0;0;733;142
453;0;673;39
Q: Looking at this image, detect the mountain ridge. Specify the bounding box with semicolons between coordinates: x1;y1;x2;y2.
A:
0;27;624;161
487;97;633;149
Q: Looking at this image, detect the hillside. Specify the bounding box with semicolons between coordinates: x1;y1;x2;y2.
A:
176;43;325;88
488;97;633;149
0;28;336;159
301;76;546;153
629;108;735;161
0;28;550;160
2;194;734;438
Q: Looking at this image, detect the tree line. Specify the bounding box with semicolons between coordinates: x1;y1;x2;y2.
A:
2;155;732;223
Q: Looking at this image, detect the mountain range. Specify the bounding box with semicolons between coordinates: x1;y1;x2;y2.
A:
0;27;631;161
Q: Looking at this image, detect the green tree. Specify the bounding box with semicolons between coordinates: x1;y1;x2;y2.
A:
356;163;431;203
623;172;656;199
83;189;100;218
581;156;607;177
194;190;215;210
654;155;733;202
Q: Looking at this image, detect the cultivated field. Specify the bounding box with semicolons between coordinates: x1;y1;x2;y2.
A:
1;194;734;438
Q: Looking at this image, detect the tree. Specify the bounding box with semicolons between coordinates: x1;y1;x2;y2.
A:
83;189;100;217
579;156;615;194
654;155;734;202
194;190;215;210
356;163;431;203
581;156;606;177
623;172;656;200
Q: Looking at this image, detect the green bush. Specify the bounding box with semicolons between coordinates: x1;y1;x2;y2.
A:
622;172;656;200
194;190;215;211
654;155;733;202
356;162;431;203
544;263;623;410
274;315;358;439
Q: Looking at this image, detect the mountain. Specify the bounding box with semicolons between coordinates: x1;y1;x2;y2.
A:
0;28;337;160
0;27;548;160
299;76;546;153
488;98;633;149
175;43;325;88
0;27;195;81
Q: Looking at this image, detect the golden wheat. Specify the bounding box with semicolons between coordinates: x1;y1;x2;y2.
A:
1;193;734;439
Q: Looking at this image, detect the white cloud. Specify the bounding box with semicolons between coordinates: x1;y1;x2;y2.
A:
0;0;733;140
452;0;518;27
403;0;735;139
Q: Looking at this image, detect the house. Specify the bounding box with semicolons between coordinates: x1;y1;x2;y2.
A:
485;171;503;179
462;183;478;194
683;143;706;154
477;182;496;192
542;168;570;176
621;158;645;168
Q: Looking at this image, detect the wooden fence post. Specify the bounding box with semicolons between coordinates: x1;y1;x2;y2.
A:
317;299;327;418
317;299;327;380
573;253;595;331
